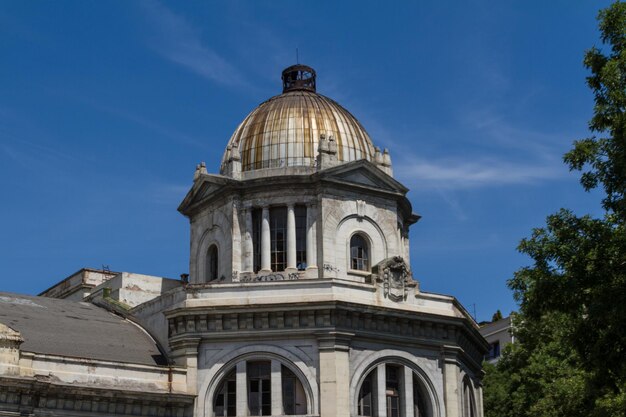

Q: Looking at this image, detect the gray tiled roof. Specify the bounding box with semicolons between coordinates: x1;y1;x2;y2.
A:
0;292;165;366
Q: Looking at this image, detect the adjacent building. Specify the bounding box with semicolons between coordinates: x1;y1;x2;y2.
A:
479;316;515;364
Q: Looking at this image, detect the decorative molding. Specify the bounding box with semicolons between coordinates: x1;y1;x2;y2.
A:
166;304;484;367
356;199;366;218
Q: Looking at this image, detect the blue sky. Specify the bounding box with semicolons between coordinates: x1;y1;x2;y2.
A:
0;1;611;322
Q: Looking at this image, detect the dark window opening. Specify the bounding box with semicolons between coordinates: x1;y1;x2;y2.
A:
358;371;373;416
207;244;218;281
214;370;236;416
248;361;271;416
414;374;428;417
486;341;500;360
282;365;307;415
295;205;307;270
351;234;369;271
463;379;476;417
358;365;431;417
386;365;401;417
270;207;287;271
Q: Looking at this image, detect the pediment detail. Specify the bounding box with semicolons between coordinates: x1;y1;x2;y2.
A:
320;160;408;194
196;183;219;201
336;170;380;187
178;175;234;215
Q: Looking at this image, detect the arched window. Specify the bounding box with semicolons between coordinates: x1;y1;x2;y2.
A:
207;244;218;281
214;369;236;416
358;372;373;416
350;234;369;271
213;360;308;416
282;365;307;414
462;378;476;417
357;364;429;417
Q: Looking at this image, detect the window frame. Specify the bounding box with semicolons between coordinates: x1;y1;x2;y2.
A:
207;244;219;282
349;233;371;272
212;358;310;417
355;362;431;417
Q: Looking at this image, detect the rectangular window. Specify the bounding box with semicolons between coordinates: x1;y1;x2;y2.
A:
226;380;236;416
283;375;296;415
270;207;287;271
248;361;271;416
295;205;307;270
387;396;400;417
386;365;400;417
487;341;501;359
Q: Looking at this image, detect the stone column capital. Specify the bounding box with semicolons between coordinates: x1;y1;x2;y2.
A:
315;331;354;352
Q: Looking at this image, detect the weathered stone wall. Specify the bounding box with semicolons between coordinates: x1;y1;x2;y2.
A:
189;199;233;284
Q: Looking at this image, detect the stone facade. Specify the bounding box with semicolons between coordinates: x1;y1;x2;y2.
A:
0;65;488;417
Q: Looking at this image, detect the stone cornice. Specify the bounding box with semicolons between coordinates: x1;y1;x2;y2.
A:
179;162;413;218
166;301;486;368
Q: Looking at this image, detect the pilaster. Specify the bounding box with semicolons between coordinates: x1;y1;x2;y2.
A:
261;206;271;273
376;363;386;417
169;337;201;395
441;345;462;417
316;331;353;417
286;204;297;272
236;361;248;416
306;203;318;277
402;365;415;417
271;359;283;415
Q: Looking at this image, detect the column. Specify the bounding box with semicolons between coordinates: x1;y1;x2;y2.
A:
306;204;318;272
236;361;248;416
402;366;415;417
231;201;242;275
244;209;254;273
376;363;387;417
271;360;283;416
261;206;271;272
286;204;297;271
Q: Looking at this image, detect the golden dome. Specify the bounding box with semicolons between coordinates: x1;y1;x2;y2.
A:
221;65;375;173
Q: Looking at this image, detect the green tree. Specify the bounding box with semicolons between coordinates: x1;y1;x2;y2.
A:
491;309;503;322
484;2;626;416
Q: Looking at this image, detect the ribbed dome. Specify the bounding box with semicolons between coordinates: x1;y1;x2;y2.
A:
221;66;375;173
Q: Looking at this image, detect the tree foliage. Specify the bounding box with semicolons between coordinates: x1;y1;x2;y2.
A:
484;3;626;416
491;309;503;322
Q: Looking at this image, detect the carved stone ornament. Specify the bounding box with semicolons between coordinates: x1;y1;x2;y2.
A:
372;256;417;301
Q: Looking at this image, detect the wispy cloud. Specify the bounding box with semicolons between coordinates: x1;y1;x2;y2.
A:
395;155;565;190
139;0;248;88
371;100;574;191
460;106;562;158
